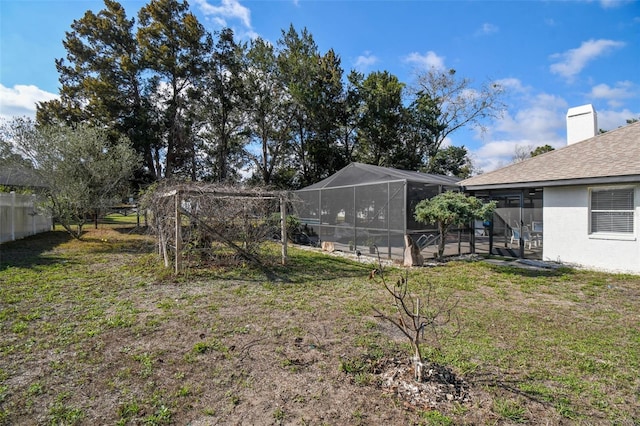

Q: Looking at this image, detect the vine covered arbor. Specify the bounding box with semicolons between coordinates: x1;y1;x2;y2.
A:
143;183;292;275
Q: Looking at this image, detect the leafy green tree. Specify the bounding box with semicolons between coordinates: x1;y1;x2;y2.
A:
305;48;347;180
276;25;319;187
0;129;38;192
414;191;496;260
2;119;139;238
0;133;32;171
192;28;247;182
354;70;405;166
37;0;159;181
428;145;474;178
391;93;472;175
393;90;443;170
277;25;345;187
137;0;212;178
336;70;363;165
530;144;555;157
243;37;294;186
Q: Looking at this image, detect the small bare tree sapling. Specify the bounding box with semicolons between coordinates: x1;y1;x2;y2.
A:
370;263;459;382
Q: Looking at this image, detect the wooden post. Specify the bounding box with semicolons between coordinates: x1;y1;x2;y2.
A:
280;194;287;266
175;192;182;274
160;224;169;267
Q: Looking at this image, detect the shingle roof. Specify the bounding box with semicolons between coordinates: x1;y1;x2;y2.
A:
460;120;640;190
0;165;47;188
299;162;460;190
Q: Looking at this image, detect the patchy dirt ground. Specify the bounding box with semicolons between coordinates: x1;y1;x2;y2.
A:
1;227;638;425
0;276;563;426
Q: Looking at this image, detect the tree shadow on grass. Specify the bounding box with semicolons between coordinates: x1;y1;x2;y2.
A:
109;225;150;235
485;262;573;278
0;231;73;271
167;249;372;285
275;252;371;283
467;371;584;421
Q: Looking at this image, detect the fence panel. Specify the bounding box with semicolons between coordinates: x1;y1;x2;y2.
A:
0;192;52;243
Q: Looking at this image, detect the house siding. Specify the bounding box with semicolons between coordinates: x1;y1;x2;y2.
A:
544;186;640;274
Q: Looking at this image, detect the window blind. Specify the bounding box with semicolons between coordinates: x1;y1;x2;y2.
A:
590;188;634;234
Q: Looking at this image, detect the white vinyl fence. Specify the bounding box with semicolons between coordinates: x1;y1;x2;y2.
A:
0;192;52;243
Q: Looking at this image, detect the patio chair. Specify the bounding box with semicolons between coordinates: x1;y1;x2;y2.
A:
510;226;535;249
531;221;543;246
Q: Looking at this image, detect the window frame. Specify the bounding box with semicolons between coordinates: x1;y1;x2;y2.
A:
588;185;636;237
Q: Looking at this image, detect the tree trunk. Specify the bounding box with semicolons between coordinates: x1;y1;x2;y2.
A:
438;223;447;260
412;341;423;382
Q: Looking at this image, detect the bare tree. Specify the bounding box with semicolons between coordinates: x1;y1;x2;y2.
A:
370;255;459;382
511;144;533;163
410;68;505;173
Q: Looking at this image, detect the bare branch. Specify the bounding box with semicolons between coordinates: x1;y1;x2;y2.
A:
141;181;292;275
370;256;460;382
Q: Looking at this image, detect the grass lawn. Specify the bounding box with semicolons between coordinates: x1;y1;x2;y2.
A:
0;224;638;425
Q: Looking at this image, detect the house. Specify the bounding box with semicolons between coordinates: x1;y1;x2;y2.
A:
295;162;460;260
460;111;640;274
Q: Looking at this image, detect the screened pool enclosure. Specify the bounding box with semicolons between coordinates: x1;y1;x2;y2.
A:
295;163;461;260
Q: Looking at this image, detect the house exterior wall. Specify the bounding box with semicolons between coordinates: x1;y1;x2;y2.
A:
544;185;640;274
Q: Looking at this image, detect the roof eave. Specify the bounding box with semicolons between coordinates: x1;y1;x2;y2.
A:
461;175;640;191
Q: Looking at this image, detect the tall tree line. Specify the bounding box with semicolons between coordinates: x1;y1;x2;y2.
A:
37;0;504;189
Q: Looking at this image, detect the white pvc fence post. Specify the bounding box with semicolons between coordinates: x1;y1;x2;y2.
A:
280;194;287;266
10;191;16;242
32;194;37;236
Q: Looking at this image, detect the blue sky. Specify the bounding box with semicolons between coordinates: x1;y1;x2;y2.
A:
1;0;639;172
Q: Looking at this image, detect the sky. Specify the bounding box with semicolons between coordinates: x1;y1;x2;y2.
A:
1;0;639;173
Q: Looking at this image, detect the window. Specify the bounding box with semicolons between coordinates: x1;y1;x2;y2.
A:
590;187;634;234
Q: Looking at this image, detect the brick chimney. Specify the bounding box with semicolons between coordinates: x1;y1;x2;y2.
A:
566;104;597;145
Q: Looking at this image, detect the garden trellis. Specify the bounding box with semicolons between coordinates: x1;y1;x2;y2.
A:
143;182;292;274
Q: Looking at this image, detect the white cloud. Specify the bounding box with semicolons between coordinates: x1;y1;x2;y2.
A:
495;78;529;93
244;29;260;40
193;0;252;29
500;94;567;137
471;93;568;172
470;83;638;174
596;108;640;131
212;16;228;27
0;84;58;121
599;0;635;8
354;52;378;71
403;51;445;71
474;140;528;172
549;39;625;80
475;23;498;36
588;81;636;107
